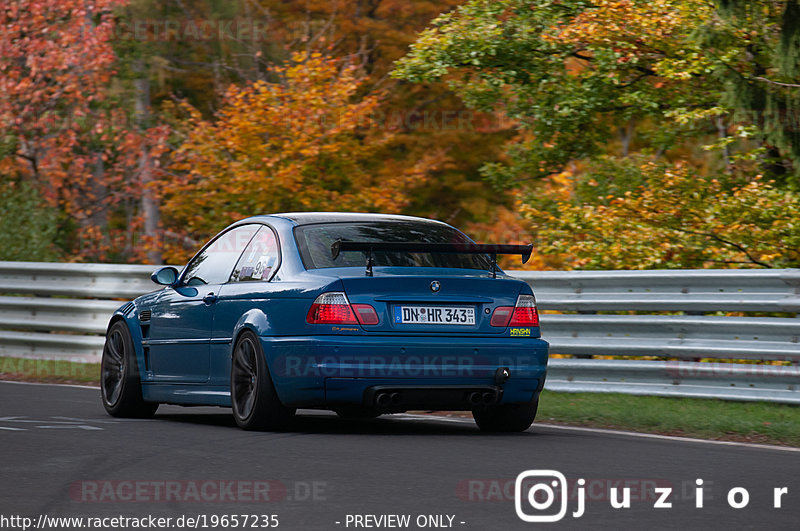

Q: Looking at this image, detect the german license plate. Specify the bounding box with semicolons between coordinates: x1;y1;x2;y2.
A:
394;305;475;325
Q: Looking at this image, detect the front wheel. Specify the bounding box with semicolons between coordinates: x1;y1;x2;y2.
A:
472;398;539;433
101;320;158;418
231;331;295;430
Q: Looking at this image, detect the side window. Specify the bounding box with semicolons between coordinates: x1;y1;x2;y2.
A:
182;225;260;286
231;226;280;282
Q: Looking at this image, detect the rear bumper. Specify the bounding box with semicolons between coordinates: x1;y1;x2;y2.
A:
261;335;549;408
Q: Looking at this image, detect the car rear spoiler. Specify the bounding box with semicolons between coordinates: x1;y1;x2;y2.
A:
330;240;533;278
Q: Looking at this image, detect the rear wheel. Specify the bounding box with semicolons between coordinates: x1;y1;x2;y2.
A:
101;321;158;418
472;398;539;433
231;331;295;430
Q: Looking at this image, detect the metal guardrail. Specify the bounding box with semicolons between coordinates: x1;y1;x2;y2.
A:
513;269;800;403
515;269;800;362
0;262;798;402
546;359;800;404
515;269;800;313
0;262;156;361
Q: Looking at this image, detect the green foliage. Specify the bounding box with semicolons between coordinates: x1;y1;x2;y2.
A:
394;0;800;180
0;181;60;262
695;0;800;180
394;0;718;183
395;0;800;269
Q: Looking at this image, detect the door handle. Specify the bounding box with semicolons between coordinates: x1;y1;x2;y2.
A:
203;292;218;305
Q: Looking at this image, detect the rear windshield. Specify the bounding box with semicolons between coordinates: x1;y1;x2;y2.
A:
294;221;492;271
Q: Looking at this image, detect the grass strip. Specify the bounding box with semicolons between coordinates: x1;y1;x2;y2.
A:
0;356;100;386
538;391;800;447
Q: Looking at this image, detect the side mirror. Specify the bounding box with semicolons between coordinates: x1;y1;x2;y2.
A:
151;266;179;286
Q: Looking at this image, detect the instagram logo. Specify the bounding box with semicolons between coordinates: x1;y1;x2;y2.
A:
514;470;569;523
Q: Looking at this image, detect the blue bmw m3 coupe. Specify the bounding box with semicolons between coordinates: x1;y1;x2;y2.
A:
101;213;549;431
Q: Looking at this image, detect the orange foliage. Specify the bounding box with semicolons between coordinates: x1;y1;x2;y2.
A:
0;0;170;262
466;206;553;271
162;52;437;261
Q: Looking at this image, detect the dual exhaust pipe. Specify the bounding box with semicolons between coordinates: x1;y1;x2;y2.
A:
468;391;497;405
375;392;402;407
372;390;498;407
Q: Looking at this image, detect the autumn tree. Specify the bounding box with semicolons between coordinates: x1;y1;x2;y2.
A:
161;52;437;262
0;0;170;262
255;0;515;230
112;0;516;260
1;1;118;184
2;0;517;264
394;0;800;268
1;0;120;261
521;159;800;269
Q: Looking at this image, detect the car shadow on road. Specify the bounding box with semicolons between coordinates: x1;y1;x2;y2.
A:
152;408;539;437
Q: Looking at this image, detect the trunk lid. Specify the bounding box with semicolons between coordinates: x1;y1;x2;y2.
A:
338;270;523;334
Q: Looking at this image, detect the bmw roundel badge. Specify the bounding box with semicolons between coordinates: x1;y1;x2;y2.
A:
430;281;441;292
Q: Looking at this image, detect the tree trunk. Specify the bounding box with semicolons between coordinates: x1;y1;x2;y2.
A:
133;58;162;264
90;151;109;250
715;115;731;172
620;118;634;158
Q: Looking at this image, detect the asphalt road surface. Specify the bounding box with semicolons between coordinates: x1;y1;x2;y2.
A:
1;381;799;530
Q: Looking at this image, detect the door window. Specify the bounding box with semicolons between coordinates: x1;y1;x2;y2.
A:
182;225;260;286
230;225;280;282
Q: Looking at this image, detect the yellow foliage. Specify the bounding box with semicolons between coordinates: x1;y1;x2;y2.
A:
161;52;433;261
521;162;800;269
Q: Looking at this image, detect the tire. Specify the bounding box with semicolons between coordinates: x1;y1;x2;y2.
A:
101;320;158;418
231;331;295;430
334;407;381;419
472;397;539;433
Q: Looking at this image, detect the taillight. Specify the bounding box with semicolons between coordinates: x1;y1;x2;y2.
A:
352;304;379;325
306;292;380;325
490;306;514;327
509;294;539;326
307;292;357;324
490;294;540;327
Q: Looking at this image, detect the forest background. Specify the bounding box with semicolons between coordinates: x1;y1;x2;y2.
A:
3;0;799;270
